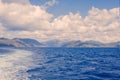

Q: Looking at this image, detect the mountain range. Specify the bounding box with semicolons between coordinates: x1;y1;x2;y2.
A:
0;38;43;47
0;38;120;48
62;40;120;48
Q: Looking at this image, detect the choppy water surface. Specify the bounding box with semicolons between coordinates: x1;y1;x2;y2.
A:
0;48;120;80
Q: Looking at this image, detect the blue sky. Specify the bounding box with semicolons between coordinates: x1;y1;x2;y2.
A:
30;0;119;17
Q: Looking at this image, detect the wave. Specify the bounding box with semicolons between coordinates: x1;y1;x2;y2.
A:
0;48;37;80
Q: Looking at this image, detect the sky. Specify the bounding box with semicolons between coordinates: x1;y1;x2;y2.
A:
30;0;119;17
0;0;120;43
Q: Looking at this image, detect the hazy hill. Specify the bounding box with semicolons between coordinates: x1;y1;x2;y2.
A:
0;38;43;47
0;38;119;48
62;40;120;48
43;39;68;47
13;38;43;47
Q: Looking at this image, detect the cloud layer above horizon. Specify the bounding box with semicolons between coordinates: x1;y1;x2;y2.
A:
0;0;119;43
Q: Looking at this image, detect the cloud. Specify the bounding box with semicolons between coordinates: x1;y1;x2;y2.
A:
83;7;120;42
0;23;6;37
1;0;30;4
0;2;53;31
52;12;85;32
0;1;119;43
41;0;58;9
0;23;5;32
51;7;120;42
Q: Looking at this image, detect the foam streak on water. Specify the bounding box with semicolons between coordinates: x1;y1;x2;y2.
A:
0;49;35;80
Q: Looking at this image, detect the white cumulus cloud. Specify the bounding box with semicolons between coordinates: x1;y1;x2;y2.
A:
0;1;119;43
0;1;53;31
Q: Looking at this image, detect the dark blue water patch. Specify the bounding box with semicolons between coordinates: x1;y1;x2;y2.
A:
81;76;103;80
0;48;12;54
0;44;15;47
45;59;56;64
27;66;46;73
26;48;120;80
94;72;120;78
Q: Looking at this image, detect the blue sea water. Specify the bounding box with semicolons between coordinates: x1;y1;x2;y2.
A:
0;48;120;80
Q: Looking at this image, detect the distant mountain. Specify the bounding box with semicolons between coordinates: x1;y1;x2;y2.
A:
106;41;120;47
79;40;105;47
0;38;26;47
13;38;43;47
0;38;120;48
62;40;104;47
61;40;120;48
62;40;82;47
44;40;108;47
0;38;43;47
43;39;69;47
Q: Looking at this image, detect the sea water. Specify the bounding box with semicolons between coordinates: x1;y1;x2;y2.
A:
0;48;120;80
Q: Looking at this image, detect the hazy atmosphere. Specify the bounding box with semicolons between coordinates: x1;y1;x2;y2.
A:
0;0;120;80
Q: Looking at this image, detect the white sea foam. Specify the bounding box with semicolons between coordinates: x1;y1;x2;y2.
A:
0;49;36;80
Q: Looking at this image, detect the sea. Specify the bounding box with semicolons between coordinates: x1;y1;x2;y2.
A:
0;47;120;80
